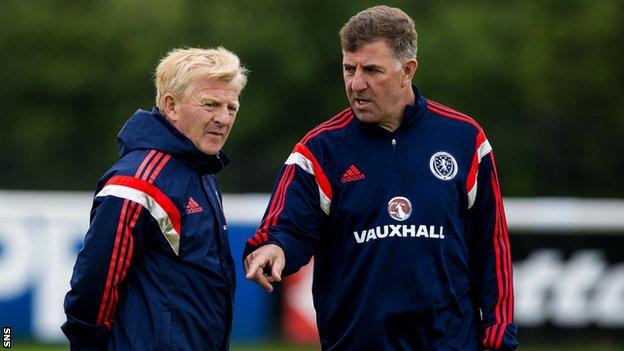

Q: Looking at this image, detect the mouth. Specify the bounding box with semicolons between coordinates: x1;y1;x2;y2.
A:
207;131;224;137
353;97;371;108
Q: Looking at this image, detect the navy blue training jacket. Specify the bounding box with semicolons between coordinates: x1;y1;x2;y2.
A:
63;108;235;350
245;88;518;350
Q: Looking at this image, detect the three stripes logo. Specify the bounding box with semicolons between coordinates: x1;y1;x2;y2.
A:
341;165;365;183
186;197;204;214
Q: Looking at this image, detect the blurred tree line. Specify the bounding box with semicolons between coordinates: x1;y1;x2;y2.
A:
0;0;622;196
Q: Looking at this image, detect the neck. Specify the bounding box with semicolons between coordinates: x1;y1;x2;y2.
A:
379;86;416;132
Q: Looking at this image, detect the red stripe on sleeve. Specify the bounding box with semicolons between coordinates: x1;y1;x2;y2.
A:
490;152;514;320
148;154;172;183
491;162;514;348
134;149;157;177
292;143;332;201
96;151;173;329
270;165;297;229
301;111;353;145
482;325;492;346
300;109;351;145
96;198;130;327
249;110;348;246
247;237;261;247
301;109;348;137
487;166;514;349
301;110;347;141
253;165;295;244
102;201;141;327
104;175;181;235
488;174;505;347
490;323;504;349
138;151;164;180
498;201;511;324
497;184;509;329
96;150;160;327
427;100;482;131
264;166;296;240
492;205;507;348
493;155;515;325
494;323;507;349
466;131;487;194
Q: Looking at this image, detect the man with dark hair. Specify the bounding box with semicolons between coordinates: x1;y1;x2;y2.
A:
244;5;518;351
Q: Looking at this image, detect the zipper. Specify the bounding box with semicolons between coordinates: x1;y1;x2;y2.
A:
201;176;234;290
392;138;400;172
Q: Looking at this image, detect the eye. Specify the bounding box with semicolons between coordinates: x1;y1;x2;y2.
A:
343;66;355;74
228;105;238;114
203;102;218;110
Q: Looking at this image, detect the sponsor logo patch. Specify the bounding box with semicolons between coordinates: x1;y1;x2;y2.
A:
388;196;412;221
353;224;445;243
429;151;458;180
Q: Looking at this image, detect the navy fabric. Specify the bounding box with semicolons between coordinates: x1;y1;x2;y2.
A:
245;87;518;350
63;108;235;350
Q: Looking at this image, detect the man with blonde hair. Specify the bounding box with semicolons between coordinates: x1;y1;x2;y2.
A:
63;47;248;350
244;5;518;350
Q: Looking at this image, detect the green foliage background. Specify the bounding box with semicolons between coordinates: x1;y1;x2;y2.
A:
1;0;622;196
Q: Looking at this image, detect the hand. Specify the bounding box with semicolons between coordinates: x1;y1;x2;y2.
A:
244;244;285;293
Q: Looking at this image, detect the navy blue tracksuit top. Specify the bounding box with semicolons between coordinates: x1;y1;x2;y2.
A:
245;88;518;350
63;109;235;350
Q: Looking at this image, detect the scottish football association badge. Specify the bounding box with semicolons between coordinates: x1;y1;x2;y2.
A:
429;151;458;180
388;196;412;221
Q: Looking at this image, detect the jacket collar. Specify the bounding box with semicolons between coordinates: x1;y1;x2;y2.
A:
356;85;427;134
117;108;229;175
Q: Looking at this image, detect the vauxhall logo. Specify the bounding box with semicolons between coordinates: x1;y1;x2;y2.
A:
388;196;411;221
353;224;445;244
353;195;445;244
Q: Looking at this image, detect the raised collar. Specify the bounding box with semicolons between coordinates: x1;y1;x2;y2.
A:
356;85;427;135
117;108;230;175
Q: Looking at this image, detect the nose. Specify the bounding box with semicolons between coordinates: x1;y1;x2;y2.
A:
213;107;230;125
350;68;368;92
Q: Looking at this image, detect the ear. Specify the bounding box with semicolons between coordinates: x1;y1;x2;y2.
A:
161;93;178;124
401;59;418;87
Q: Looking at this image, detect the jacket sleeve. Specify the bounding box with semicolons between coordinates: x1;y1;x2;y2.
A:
467;147;519;351
61;194;149;350
244;142;329;276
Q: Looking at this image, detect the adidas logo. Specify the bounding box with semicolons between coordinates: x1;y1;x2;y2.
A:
341;165;365;183
186;197;203;214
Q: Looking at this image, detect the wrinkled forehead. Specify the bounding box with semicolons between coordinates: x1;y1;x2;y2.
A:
341;40;396;65
187;76;241;100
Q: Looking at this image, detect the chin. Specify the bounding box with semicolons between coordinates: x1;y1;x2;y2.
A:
199;145;221;156
353;112;378;124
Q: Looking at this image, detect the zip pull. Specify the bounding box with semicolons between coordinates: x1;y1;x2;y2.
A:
392;138;397;150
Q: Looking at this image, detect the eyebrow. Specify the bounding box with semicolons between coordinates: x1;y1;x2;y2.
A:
197;95;239;108
342;63;383;70
196;95;218;103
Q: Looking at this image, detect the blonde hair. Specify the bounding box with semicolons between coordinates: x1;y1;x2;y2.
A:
154;47;249;110
340;5;417;60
